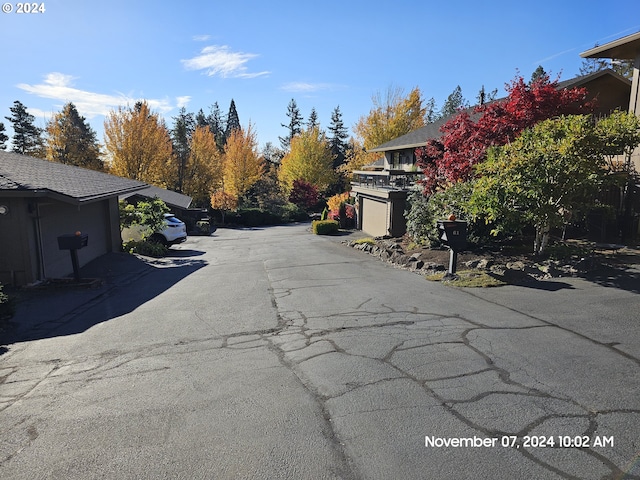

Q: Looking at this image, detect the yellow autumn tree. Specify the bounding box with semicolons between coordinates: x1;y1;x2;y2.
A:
354;86;427;151
339;137;378;179
104;101;174;186
210;189;238;224
223;122;264;199
278;127;336;194
183;125;223;207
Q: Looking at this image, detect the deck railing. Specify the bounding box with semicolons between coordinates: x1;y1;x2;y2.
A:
350;171;423;191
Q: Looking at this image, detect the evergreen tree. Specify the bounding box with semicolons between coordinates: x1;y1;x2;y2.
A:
0;122;8;150
206;102;226;152
307;107;320;130
476;85;498;106
224;99;241;140
439;86;469;118
171;107;195;192
279;98;303;149
195;109;208;129
262;141;284;164
5;100;44;156
327;106;348;168
45;102;102;170
530;65;547;84
425;97;439;123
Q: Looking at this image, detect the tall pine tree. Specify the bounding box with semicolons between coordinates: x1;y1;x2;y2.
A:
171;107;195;192
195;109;208;128
206;102;226;152
224;99;241;140
279;98;303;150
328;106;348;168
307;107;320;130
439;86;469;118
5;100;44;157
45;102;102;170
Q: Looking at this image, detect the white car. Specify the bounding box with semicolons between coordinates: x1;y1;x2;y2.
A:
150;213;187;246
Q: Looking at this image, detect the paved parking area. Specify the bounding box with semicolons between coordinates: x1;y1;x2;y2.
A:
1;224;638;479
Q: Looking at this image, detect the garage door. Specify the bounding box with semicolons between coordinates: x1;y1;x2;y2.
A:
361;198;388;237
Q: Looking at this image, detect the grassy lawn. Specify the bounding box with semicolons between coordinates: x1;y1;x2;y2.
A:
425;269;507;288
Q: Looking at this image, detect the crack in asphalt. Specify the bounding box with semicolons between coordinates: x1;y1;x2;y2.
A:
459;288;640;367
2;249;638;480
262;272;639;480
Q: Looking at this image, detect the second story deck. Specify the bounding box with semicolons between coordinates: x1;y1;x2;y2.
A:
351;169;423;192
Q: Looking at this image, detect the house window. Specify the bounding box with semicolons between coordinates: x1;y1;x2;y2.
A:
392;152;400;169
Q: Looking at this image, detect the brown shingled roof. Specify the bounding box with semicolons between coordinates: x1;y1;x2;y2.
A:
0;151;147;203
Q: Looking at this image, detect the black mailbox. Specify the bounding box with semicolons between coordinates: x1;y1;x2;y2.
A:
437;220;467;251
57;233;88;281
57;233;89;250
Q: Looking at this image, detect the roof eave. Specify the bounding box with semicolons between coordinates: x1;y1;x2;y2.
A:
368;142;427;153
580;32;640;59
0;184;147;205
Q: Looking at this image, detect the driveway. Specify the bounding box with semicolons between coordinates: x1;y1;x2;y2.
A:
1;223;638;479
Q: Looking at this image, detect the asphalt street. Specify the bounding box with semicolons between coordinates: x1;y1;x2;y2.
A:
1;223;639;479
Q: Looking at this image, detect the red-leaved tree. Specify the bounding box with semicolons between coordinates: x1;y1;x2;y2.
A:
416;74;594;194
289;179;320;210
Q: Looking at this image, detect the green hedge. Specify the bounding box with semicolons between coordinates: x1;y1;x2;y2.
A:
312;220;339;235
123;239;168;257
222;205;309;227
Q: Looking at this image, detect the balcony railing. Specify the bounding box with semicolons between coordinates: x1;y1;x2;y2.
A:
351;170;423;191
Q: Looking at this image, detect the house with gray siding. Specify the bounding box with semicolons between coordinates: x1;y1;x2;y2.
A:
351;69;633;238
0;151;146;286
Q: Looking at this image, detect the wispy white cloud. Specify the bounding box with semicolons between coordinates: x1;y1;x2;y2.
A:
16;72;176;118
280;82;337;93
192;34;211;42
182;45;270;78
176;96;191;108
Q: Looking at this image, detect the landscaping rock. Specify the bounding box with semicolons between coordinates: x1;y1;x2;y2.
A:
343;235;625;282
423;262;446;271
465;258;493;269
476;259;493;269
506;260;526;271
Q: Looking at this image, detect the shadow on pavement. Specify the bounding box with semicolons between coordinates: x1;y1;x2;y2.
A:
491;270;576;291
0;251;207;352
579;265;640;294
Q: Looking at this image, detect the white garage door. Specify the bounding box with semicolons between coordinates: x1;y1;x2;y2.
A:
361;198;388;237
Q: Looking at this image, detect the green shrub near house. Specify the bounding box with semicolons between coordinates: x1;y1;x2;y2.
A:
122;239;168;257
312;220;339;235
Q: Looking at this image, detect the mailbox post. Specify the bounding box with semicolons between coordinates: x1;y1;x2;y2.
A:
57;233;89;281
436;220;467;279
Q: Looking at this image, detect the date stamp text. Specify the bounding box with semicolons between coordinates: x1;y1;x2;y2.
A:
425;435;614;449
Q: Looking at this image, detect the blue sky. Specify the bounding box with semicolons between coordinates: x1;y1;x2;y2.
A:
1;0;639;150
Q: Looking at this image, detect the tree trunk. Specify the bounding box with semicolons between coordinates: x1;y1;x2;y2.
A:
534;222;550;255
